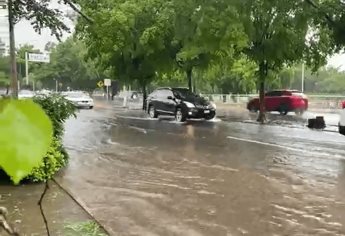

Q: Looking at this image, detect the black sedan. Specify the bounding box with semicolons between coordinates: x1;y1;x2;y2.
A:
146;87;216;122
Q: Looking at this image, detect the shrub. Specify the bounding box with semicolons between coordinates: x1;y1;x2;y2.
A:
33;94;77;138
27;138;68;183
27;94;77;182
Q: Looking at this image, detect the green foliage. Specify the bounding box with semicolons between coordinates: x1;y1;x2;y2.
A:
33;94;76;138
172;0;247;89
56;0;342;99
27;138;68;183
64;221;107;236
77;0;174;88
12;0;82;40
33;38;102;91
0;99;53;184
21;94;76;183
304;0;345;51
276;64;345;94
201;56;257;93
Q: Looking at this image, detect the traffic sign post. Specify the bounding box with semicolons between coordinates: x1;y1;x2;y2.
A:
104;79;111;100
28;53;50;63
25;52;50;89
97;81;104;88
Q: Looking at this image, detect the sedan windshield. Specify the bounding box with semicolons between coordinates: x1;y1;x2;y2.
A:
172;88;196;99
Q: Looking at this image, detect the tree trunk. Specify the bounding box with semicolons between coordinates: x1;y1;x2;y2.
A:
257;62;267;123
193;73;196;93
211;83;215;93
8;0;18;98
142;83;147;111
5;85;9;95
186;68;192;92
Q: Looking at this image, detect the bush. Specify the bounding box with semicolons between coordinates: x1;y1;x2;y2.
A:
27;138;68;182
33;94;77;138
26;94;76;182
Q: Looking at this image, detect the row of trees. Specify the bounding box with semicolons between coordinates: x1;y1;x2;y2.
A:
74;0;345;122
2;40;345;95
1;0;345;121
0;40;106;92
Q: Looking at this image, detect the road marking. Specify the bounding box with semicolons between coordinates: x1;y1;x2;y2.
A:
226;135;345;160
227;135;302;152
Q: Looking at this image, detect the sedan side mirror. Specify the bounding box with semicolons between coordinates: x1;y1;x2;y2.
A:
167;96;173;100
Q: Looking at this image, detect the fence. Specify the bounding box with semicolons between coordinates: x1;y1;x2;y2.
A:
202;93;345;110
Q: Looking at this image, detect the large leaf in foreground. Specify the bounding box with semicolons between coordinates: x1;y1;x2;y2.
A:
0;99;53;184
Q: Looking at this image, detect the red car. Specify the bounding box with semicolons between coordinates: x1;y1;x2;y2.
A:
247;90;308;115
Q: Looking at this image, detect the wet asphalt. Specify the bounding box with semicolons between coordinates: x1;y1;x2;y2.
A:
51;100;345;236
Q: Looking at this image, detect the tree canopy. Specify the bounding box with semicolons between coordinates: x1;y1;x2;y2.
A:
3;0;343;118
33;38;102;91
12;0;91;39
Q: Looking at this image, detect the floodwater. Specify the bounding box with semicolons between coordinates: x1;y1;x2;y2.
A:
53;103;345;236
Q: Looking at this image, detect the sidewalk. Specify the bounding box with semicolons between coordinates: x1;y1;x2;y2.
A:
0;181;96;235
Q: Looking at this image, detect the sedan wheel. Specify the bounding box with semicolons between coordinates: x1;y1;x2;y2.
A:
175;108;186;122
205;113;216;120
149;105;158;118
339;125;345;135
279;104;288;115
295;109;304;116
249;105;258;113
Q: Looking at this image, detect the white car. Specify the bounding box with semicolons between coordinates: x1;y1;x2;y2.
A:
118;90;142;100
18;90;35;99
340;101;345;135
62;91;94;109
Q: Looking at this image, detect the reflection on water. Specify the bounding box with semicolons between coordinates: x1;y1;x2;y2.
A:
58;109;345;235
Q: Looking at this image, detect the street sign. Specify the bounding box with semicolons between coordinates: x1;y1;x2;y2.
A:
97;81;104;88
104;79;111;87
28;53;50;63
0;0;6;9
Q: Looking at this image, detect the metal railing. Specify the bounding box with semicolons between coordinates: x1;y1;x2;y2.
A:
202;93;345;110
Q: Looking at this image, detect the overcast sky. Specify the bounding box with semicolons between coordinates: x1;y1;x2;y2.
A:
0;2;344;70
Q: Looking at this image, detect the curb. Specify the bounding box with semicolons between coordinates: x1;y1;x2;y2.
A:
52;179;111;236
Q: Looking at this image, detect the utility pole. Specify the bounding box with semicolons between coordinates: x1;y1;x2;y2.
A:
25;51;29;85
301;62;305;93
8;0;18;98
55;79;58;92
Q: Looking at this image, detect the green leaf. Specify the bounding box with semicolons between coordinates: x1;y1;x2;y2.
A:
0;99;53;184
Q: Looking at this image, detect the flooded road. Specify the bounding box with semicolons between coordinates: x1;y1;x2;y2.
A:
59;105;345;236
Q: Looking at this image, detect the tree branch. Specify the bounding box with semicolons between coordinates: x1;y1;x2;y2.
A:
304;0;336;27
0;207;19;236
38;182;50;236
62;0;94;23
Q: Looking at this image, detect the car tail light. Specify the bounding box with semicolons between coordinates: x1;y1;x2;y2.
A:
342;101;345;109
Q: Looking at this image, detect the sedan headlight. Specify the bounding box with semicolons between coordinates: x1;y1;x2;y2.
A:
184;101;195;108
210;102;216;109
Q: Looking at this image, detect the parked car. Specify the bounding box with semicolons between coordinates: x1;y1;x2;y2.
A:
117;90;142;100
339;101;345;135
247;90;308;115
62;91;94;109
18;90;35;99
146;87;216;122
